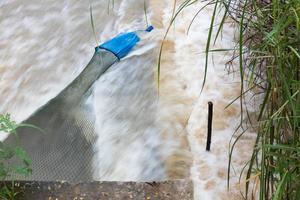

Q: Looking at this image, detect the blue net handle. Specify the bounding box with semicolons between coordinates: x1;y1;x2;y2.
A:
97;26;154;60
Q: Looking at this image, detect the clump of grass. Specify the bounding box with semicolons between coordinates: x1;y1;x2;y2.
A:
0;114;33;200
0;114;41;200
209;0;300;199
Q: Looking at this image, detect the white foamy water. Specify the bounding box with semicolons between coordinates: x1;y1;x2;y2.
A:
0;0;258;199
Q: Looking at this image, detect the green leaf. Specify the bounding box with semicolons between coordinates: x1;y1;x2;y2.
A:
0;163;8;178
0;114;18;134
273;171;288;200
0;147;15;161
14;146;32;166
13;166;32;176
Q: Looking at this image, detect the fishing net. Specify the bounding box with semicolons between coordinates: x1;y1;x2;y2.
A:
4;50;117;182
4;27;153;182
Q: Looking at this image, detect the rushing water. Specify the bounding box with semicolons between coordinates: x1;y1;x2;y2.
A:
0;0;258;199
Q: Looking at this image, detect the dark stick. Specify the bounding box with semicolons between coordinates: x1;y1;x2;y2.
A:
206;101;213;151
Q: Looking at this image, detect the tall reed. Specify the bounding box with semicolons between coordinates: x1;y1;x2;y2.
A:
207;0;300;199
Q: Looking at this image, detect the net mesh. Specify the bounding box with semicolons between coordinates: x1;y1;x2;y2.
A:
4;50;118;183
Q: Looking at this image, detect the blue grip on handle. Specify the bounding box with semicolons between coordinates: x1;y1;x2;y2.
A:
97;26;154;60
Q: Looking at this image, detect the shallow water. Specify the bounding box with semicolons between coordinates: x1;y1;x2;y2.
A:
0;0;257;199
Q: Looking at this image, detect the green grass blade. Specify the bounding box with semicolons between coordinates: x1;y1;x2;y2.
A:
202;0;219;93
89;2;98;46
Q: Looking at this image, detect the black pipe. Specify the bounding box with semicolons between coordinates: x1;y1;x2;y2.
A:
206;101;213;151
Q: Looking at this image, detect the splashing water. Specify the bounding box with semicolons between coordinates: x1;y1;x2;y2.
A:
0;0;258;199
